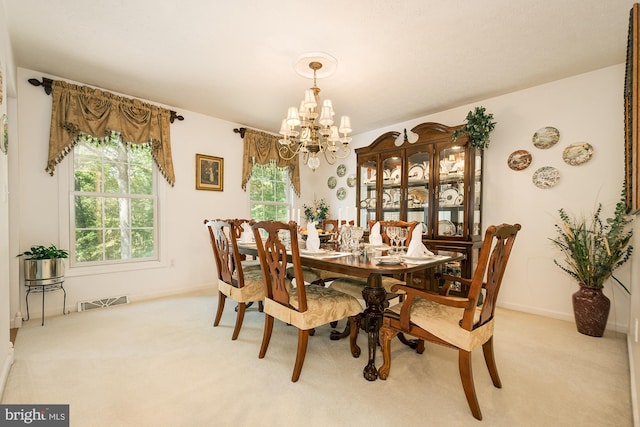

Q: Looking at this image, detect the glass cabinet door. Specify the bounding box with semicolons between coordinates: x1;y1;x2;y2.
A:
381;154;402;222
472;151;482;237
406;149;430;231
358;159;377;229
437;145;465;238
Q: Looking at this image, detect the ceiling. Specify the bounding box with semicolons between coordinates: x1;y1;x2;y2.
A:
4;1;639;135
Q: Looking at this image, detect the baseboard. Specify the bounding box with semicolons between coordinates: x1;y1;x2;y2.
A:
0;342;15;401
499;301;629;333
628;334;639;427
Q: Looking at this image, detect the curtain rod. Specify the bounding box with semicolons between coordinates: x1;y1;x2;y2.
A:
27;77;185;124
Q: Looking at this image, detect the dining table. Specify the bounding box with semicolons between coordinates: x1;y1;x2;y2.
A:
237;241;464;381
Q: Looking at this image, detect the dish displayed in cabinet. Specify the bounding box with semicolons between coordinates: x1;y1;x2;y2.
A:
382;191;392;207
438;220;456;236
408;164;424;181
408;188;428;207
390;167;401;183
440;188;459;206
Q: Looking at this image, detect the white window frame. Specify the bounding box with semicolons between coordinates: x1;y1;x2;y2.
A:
248;163;292;221
58;144;168;277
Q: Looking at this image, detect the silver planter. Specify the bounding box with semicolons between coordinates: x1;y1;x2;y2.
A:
24;258;65;285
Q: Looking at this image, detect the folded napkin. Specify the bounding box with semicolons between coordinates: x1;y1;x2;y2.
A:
369;221;383;246
405;224;434;257
240;222;253;243
305;221;321;253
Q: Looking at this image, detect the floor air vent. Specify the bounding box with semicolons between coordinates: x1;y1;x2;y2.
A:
78;295;129;312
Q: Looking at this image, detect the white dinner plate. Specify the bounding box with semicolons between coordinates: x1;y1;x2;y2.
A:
401;255;435;261
300;249;328;256
375;256;404;266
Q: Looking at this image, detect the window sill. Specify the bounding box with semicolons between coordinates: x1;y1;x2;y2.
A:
64;259;168;277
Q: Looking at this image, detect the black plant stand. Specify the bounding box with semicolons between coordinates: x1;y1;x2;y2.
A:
25;280;66;326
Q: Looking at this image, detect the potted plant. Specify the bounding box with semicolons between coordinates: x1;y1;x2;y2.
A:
17;244;69;285
451;106;496;150
549;187;633;336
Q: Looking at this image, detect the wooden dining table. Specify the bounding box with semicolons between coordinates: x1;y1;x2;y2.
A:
237;242;464;381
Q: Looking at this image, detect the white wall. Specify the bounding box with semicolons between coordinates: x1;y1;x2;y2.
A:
10;67;263;322
320;64;633;331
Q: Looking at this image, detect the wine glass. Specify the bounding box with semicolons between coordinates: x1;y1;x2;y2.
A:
340;225;352;252
386;226;398;254
350;227;364;255
396;227;409;254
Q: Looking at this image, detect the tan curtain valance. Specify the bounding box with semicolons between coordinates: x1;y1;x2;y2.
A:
47;80;175;186
241;128;300;196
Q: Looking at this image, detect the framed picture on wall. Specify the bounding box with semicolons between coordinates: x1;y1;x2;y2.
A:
196;154;223;191
624;4;640;213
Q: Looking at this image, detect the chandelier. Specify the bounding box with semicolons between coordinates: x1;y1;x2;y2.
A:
278;54;352;171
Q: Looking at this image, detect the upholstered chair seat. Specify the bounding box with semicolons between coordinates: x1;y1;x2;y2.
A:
217;268;265;304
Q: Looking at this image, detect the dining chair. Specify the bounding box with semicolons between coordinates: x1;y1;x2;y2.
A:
228;218;262;271
205;219;265;340
251;220;363;382
377;223;521;420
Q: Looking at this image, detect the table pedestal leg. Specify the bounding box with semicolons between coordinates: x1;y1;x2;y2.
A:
361;274;387;381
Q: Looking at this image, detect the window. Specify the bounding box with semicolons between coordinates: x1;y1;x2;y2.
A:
249;163;290;221
70;132;157;266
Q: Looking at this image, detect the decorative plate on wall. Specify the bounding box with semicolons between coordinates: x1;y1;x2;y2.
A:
532;166;560;189
532;126;560;149
562;142;594;166
327;176;337;189
336;187;347;200
507;149;532;171
336;164;347;177
346;174;357;187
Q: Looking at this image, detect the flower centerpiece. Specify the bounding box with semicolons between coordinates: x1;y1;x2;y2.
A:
549;186;633;336
303;198;330;223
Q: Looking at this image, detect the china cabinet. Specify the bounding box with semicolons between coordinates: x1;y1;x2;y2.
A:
356;122;483;284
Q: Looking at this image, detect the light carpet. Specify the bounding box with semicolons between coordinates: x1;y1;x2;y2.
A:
1;289;632;427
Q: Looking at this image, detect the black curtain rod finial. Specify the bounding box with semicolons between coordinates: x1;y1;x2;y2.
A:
28;77;53;95
233;127;246;138
169;111;184;123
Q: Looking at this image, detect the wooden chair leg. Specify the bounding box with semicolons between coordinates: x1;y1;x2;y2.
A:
482;337;502;388
459;349;482;420
378;326;398;380
292;329;310;382
259;315;274;359
416;339;425;354
213;292;226;327
348;315;361;358
330;318;352;341
258;301;264;312
232;302;246;340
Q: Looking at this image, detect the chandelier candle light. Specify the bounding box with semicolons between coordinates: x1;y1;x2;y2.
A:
278;53;352;171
